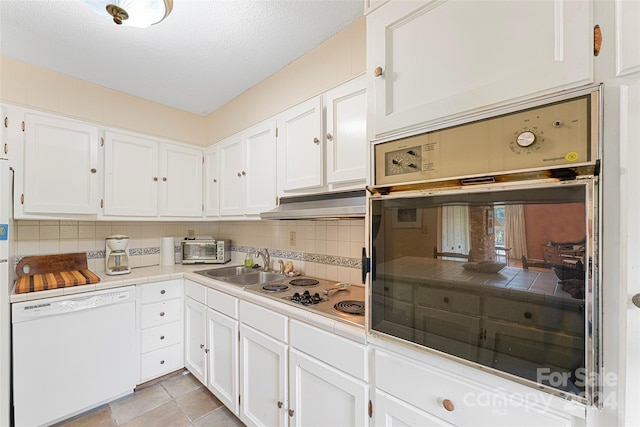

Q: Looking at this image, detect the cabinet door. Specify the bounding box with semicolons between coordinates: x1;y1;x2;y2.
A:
206;309;239;415
289;349;368;427
325;76;367;185
240;324;287;427
204;145;220;217
373;390;455;427
219;135;245;216
104;131;158;217
23;114;98;214
159;143;203;217
368;0;592;137
278;97;323;192
244;120;277;215
184;298;207;385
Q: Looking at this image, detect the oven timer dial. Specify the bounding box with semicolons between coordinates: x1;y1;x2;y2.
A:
510;128;543;155
516;131;536;147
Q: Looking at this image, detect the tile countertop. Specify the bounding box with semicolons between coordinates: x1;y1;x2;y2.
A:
9;263;366;343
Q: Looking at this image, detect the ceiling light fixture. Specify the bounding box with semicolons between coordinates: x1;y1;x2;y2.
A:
84;0;173;28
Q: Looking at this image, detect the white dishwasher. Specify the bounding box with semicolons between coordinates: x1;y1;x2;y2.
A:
12;286;136;427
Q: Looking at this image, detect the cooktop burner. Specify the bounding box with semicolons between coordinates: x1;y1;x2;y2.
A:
334;300;365;316
262;284;289;293
289;278;320;287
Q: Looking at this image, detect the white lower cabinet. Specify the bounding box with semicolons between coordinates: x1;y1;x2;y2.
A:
371;345;577;427
137;280;184;384
239;301;288;427
184;280;240;415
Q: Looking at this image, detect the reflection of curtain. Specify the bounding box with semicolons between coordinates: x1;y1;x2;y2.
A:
441;205;470;257
505;205;527;259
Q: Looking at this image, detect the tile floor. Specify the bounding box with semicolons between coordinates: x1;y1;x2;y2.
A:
54;370;245;427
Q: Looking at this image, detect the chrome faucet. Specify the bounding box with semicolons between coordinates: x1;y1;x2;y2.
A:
278;260;285;274
255;249;271;271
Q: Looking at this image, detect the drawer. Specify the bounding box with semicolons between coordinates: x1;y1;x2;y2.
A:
140;280;182;304
140;343;182;382
184;280;206;304
140;321;182;353
485;296;584;335
207;287;238;319
240;301;287;342
415;286;480;315
140;299;182;329
373;349;572;426
290;319;366;380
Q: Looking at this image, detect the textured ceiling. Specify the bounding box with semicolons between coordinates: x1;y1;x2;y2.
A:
0;0;363;116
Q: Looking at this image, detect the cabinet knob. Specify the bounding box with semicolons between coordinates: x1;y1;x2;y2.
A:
153;177;158;182
160;289;166;295
200;344;205;349
205;348;209;353
277;401;283;409
374;66;384;77
162;177;167;182
443;297;450;303
326;133;333;141
242;171;246;176
213;179;217;183
633;294;640;309
288;409;294;417
160;360;165;365
524;311;532;319
237;172;242;177
90;168;97;173
160;335;165;340
160;311;165;317
442;399;455;412
313;137;320;145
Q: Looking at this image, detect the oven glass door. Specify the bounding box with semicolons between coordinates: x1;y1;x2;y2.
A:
369;180;598;401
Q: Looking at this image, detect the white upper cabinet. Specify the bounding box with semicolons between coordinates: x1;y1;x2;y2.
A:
204;144;220;217
324;75;367;185
22;114;99;215
159;143;203;217
367;0;593;138
277;97;324;192
104;131;158;217
244;120;277;215
218;119;277;217
103;130;203;218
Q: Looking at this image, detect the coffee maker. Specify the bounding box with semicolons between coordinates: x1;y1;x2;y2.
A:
105;235;131;275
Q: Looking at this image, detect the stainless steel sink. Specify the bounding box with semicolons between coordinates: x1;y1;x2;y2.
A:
226;272;286;286
195;265;254;279
194;265;285;286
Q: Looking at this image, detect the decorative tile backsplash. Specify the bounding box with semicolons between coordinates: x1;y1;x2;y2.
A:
13;219;365;284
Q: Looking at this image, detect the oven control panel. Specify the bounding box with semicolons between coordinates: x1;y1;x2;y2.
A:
375;91;598;185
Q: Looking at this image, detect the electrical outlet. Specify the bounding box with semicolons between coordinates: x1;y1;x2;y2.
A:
289;231;296;246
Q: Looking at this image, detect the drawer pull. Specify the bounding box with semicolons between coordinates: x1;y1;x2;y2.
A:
160;312;165;317
442;399;455;412
160;360;165;365
160;289;166;295
524;311;532;319
160;335;165;340
443;297;450;303
277;401;283;409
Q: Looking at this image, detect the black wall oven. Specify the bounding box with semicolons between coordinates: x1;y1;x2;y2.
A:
365;87;601;405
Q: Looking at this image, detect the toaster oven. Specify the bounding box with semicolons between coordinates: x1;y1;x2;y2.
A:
181;239;231;264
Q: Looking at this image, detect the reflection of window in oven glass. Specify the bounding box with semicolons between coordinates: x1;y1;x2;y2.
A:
397;208;416;223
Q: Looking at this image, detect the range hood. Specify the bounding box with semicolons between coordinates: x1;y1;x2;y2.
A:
260;190;366;220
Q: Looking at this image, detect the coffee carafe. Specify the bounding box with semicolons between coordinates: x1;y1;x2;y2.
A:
105;235;131;275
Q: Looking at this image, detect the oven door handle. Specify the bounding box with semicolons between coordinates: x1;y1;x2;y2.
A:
361;247;376;284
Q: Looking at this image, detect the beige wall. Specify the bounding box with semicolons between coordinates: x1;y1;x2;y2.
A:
205;17;366;144
0;56;207;146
